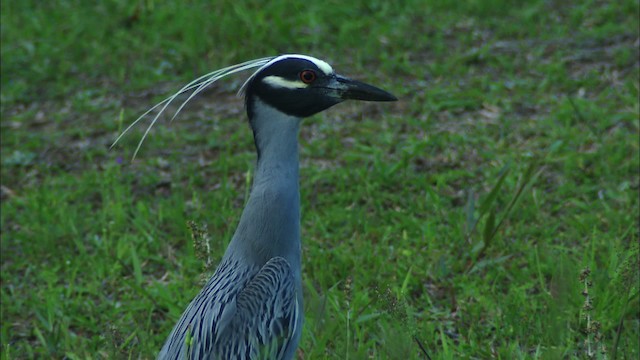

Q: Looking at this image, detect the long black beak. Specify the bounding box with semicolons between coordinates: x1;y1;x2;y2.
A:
335;75;398;102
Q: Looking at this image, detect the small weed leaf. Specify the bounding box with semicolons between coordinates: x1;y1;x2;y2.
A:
130;247;143;286
479;165;510;217
482;208;496;246
467;155;544;272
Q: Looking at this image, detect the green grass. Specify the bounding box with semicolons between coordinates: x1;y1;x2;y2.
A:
2;0;638;358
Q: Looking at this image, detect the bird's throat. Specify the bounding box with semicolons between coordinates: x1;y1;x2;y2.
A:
227;98;302;267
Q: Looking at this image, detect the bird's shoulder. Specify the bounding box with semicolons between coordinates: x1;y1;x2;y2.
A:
217;256;300;359
157;257;299;360
157;257;259;359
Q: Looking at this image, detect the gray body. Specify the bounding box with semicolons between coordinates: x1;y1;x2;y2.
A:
158;102;303;359
153;54;396;360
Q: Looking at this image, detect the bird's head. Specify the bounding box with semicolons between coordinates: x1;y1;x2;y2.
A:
242;54;397;119
112;54;396;159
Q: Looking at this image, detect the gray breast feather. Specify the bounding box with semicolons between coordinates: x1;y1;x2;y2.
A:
157;256;299;360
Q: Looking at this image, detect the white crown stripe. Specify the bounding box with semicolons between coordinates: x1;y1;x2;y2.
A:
238;54;334;96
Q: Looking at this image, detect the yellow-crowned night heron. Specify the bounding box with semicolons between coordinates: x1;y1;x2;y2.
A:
117;54;396;359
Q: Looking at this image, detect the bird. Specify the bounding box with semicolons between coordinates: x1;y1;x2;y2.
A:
116;54;396;359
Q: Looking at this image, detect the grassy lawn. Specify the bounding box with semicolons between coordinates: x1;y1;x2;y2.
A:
1;0;638;359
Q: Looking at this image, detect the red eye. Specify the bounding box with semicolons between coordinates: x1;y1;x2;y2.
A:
299;70;316;84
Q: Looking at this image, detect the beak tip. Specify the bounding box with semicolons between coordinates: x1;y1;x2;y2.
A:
371;91;398;102
334;75;398;102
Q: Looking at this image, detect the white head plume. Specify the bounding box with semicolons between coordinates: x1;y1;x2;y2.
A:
112;56;277;160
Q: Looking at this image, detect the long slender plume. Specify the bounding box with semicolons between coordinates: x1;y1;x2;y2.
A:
112;56;277;160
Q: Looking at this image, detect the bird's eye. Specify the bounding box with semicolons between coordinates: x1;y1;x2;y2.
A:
299;70;316;84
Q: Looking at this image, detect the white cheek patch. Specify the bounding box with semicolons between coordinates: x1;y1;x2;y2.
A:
271;54;334;75
262;75;309;89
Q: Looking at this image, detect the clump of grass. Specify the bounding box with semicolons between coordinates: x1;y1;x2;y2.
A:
373;287;431;359
610;241;639;360
579;268;608;359
105;323;135;359
187;220;214;284
376;286;409;326
342;276;353;359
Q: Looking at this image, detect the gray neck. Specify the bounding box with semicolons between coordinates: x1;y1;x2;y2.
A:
225;97;302;269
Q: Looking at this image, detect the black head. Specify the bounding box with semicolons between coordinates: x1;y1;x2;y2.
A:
243;55;397;119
